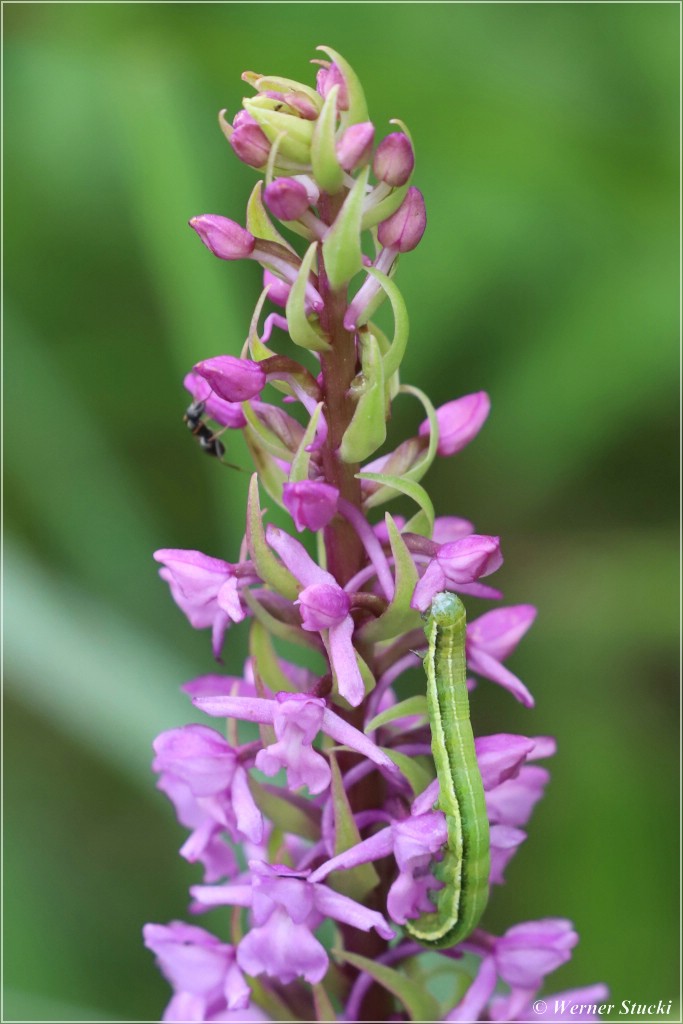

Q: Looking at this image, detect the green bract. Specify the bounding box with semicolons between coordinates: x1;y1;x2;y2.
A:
321;167;369;290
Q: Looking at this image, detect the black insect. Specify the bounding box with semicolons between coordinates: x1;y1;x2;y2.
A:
184;400;242;470
184;400;226;458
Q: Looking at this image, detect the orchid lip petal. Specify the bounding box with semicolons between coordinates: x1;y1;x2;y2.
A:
467;648;535;707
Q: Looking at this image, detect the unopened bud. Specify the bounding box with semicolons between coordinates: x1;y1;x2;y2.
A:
233;110;256;130
284;91;319;120
283;481;339;533
316;63;349;109
373;132;414;187
437;535;503;585
336;122;375;172
189;215;256;260
193;355;266;403
297;582;350;630
243;96;315;165
377;187;426;253
230;122;271;168
419;392;491;456
264;178;310;221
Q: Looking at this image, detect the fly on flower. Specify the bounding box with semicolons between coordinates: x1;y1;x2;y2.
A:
183;399;243;470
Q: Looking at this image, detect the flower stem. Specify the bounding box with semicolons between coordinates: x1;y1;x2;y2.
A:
318;192;364;587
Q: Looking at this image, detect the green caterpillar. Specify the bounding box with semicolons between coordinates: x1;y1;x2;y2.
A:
405;591;490;948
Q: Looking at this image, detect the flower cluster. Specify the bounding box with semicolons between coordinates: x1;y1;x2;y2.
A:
144;47;607;1022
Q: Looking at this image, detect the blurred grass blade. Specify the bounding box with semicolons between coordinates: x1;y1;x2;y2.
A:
5;539;197;789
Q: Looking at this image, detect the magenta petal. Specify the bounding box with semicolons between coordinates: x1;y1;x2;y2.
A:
298;582;350;630
217;578;245;622
265;525;333;587
486;765;550;827
475;733;536;790
255;730;331;795
190;883;253;910
237;909;328;984
444;955;497;1022
180;828;238;883
388;867;440;925
231;765;264;843
411;559;447;612
154;549;237;657
419;392;491;457
223;959;251;1011
393;812;448;870
467;647;535;707
251;872;313;926
309;827;394;883
273;693;326;742
211;611;231;660
143;920;238;1003
495;918;579;989
263;269;291;306
455;581;504;600
192;694;276;725
162;992;205;1022
489;824;526;884
321;706;400;776
152;726;237;796
468;605;537;660
327;617;365;707
528;735;557;760
432;516;475;544
154;549;233;602
410;778;440;816
312;884;395;940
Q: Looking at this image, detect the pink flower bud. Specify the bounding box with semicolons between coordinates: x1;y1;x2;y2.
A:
264;178;310;221
419;391;491;456
189;216;255;261
193;355;266;403
232;110;256;130
336;122;375;172
229;122;271;168
283;481;339;533
284;91;319;120
297;582;350;630
373;132;414;187
316;63;349;109
377;187;426;253
437;535;503;585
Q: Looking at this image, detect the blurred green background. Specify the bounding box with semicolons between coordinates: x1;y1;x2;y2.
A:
4;4;678;1021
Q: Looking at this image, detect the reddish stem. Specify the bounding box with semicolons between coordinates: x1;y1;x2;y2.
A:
317;192;365;588
316;191;395;1023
